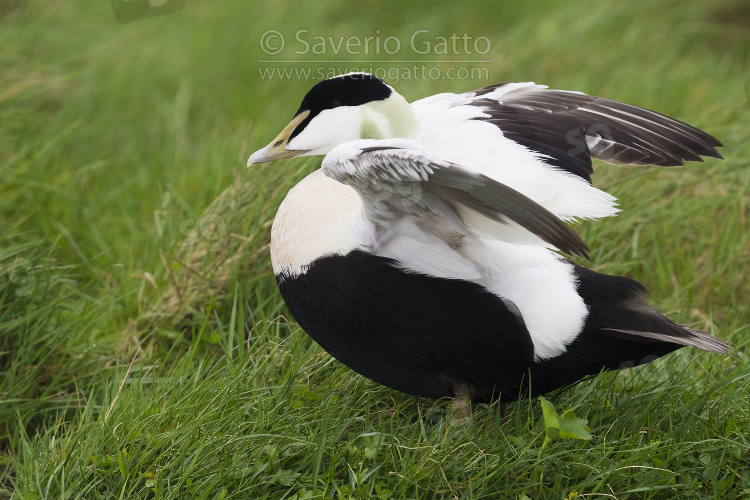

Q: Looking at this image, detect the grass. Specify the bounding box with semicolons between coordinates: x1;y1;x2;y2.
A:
1;0;749;498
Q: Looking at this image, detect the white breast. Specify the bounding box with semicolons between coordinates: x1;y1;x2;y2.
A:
271;169;363;276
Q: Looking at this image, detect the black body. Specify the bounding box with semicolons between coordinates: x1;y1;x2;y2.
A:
276;250;700;402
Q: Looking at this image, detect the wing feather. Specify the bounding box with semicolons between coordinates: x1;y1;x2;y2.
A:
465;84;723;182
323;140;589;258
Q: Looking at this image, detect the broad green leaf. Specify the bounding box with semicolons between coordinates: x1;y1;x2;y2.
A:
540;397;591;443
559;409;592;440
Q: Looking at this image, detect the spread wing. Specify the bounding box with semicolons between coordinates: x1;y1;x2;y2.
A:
465;82;723;182
322;139;589;258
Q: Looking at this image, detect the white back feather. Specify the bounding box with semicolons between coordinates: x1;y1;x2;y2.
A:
411;90;619;222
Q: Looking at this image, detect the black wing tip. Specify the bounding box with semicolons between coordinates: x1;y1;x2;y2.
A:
490;88;727;169
559;237;590;260
704;147;724;161
672;135;724;165
653;146;724;167
591;98;726;166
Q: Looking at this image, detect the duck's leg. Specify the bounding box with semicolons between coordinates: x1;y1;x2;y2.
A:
450;382;472;426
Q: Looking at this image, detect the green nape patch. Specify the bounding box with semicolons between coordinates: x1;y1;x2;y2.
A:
2;0;749;498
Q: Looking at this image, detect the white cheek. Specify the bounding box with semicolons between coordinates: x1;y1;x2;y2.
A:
287;107;363;154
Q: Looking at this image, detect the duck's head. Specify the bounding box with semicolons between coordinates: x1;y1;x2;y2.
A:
247;73;419;165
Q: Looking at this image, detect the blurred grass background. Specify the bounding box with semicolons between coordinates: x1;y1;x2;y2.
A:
1;0;748;498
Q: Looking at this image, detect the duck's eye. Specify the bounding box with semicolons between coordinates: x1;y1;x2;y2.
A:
331;99;342;107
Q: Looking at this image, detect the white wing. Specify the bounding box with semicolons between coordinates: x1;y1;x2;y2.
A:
322;138;588;258
410;83;721;222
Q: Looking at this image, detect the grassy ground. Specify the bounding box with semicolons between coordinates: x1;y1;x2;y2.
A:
1;0;749;498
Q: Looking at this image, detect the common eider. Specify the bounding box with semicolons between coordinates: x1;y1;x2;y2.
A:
247;72;729;416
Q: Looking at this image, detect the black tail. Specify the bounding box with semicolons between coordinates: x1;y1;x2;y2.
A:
519;264;731;399
572;263;731;354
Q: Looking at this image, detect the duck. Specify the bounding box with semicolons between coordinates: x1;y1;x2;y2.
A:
247;72;729;417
